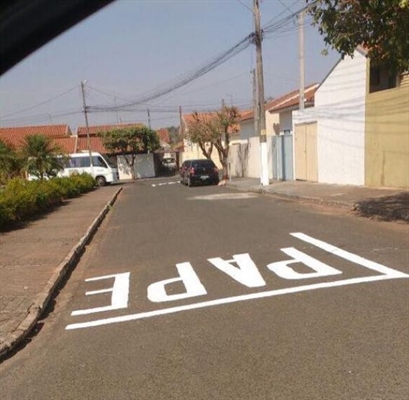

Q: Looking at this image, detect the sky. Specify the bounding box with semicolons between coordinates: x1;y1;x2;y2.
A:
0;0;340;130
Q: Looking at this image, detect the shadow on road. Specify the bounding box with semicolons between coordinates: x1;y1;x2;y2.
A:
354;192;409;223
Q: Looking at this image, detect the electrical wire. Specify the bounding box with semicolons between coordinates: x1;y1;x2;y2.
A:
1;1;316;126
0;85;79;119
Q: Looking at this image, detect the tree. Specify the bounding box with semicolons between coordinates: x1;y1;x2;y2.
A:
307;0;409;73
187;112;215;160
166;126;181;145
209;106;240;180
0;139;23;184
21;134;65;180
186;106;240;179
99;125;160;180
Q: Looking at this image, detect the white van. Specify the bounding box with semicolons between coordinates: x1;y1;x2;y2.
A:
60;152;119;186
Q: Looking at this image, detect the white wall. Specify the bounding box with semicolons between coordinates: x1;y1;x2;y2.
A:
117;153;156;179
135;153;155;178
293;51;366;186
230;136;273;180
266;112;279;136
240;120;256;140
279;111;293;134
179;141;223;169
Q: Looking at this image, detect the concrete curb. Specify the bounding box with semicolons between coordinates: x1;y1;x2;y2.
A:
0;187;123;360
226;183;353;210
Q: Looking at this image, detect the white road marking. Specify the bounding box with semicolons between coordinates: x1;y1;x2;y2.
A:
151;181;179;187
71;273;130;316
190;193;257;200
147;262;207;303
290;232;408;278
66;233;409;331
66;275;403;330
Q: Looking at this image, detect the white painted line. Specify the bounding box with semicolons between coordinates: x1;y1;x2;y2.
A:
151;181;180;187
290;232;409;278
65;274;403;330
190;193;257;200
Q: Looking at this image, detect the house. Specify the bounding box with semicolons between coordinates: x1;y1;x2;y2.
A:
231;86;318;181
0;124;76;153
267;84;319;135
180;112;225;168
156;128;170;146
293;49;367;185
76;123;154;180
75;123;144;154
365;64;409;189
292;47;409;189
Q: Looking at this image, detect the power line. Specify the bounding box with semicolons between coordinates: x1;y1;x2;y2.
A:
0;85;79;119
88;35;253;113
1;2;315;127
87;3;311;114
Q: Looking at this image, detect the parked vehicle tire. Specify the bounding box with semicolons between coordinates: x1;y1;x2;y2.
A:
96;176;107;186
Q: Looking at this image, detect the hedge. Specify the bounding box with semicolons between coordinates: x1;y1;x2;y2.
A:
0;174;95;230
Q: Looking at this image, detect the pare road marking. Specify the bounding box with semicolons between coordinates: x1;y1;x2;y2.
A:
66;233;408;331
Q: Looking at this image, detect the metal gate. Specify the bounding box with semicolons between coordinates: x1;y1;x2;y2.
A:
272;134;293;180
294;122;318;181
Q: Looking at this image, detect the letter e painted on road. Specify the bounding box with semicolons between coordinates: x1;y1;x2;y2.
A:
147;262;207;303
208;253;266;288
71;272;130;316
267;248;342;280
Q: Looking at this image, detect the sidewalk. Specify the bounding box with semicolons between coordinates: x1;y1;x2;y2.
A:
0;185;122;359
0;178;407;360
226;178;409;222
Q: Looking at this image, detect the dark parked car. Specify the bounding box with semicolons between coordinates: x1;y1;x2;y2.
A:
180;159;219;186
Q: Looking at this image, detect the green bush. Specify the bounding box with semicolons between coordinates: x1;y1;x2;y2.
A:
0;173;96;230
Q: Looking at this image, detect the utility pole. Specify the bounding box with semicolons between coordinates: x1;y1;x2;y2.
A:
254;0;269;186
147;108;151;128
299;10;305;111
179;105;183;138
252;68;259;140
80;81;93;173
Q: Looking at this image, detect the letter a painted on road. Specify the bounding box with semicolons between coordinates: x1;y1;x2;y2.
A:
267;247;342;280
147;262;207;303
207;253;266;288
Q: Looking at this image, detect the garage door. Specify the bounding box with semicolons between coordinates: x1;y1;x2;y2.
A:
294;122;318;182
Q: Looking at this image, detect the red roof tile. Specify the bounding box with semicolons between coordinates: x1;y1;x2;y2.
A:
183;112;241;134
75;136;108;153
76;123;143;137
53;137;77;153
157;128;170;143
0;124;71;149
239;108;255;122
267;84;319;113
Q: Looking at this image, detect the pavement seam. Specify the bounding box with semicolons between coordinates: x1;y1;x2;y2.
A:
0;187;123;360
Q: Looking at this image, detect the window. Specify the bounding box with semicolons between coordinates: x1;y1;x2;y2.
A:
92;156;107;168
369;64;398;93
79;157;91;168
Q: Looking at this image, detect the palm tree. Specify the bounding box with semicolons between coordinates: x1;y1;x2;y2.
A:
21;134;65;180
0;138;23;184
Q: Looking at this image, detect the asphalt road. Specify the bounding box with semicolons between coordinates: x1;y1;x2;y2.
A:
1;178;408;400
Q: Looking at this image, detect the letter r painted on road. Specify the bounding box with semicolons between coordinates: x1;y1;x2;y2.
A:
71;272;130;316
208;253;266;288
147;262;207;303
267;248;342;280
